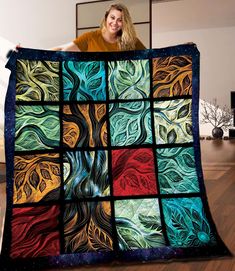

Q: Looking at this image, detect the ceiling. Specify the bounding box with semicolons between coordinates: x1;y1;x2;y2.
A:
153;0;235;32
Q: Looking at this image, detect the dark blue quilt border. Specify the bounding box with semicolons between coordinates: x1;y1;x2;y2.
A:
5;44;199;64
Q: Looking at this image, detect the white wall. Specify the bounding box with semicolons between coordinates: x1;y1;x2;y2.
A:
0;0;79;49
152;0;235;136
152;26;235;108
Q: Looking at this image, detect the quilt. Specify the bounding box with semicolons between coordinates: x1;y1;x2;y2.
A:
0;45;231;270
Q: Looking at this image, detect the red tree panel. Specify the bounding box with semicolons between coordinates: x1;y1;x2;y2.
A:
112;148;157;196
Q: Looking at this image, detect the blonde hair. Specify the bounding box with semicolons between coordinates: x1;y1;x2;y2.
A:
100;3;137;51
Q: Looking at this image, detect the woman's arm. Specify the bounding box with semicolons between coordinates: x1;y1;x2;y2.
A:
50;42;80;52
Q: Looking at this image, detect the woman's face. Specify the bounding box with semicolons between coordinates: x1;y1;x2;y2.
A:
106;9;123;35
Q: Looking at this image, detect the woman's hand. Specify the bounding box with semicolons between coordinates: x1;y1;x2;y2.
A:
50;42;80;52
6;43;21;58
15;43;21;51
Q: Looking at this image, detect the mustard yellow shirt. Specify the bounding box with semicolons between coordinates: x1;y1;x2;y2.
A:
73;30;146;52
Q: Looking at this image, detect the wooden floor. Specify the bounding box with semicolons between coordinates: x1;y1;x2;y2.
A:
0;139;234;271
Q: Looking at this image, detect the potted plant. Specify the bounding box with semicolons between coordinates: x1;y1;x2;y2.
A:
200;98;233;138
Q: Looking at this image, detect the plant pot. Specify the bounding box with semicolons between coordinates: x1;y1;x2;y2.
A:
212;127;224;139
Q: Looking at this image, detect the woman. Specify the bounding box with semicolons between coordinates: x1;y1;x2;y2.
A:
54;3;146;52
